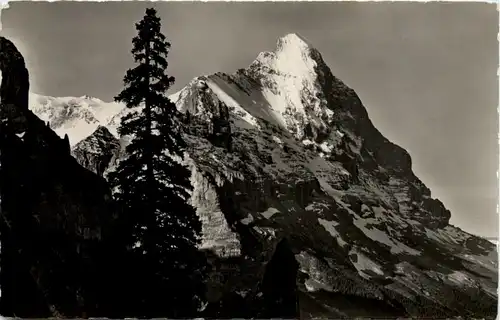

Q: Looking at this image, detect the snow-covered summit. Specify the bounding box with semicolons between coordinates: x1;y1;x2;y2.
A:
252;33;315;69
278;33;312;48
238;34;334;141
274;32;317;68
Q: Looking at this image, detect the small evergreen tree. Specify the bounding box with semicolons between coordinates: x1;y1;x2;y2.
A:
63;133;70;154
108;8;207;318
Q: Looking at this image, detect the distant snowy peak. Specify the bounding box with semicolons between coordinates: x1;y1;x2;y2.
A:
28;92;126;146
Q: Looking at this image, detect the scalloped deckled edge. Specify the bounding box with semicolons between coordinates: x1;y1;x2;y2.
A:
0;0;9;32
0;0;497;318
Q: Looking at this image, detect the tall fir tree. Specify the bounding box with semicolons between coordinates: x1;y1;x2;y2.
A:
108;8;207;318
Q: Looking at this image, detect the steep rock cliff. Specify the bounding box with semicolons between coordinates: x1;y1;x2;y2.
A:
72;126;121;177
34;34;497;319
0;36;117;318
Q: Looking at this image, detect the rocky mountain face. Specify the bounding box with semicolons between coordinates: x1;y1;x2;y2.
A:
0;36;119;317
31;34;497;319
71;126;121;177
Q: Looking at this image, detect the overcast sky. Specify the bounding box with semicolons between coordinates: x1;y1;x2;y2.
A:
1;2;497;238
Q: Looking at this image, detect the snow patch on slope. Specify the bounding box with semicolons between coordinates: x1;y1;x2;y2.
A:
260;207;280;219
207;75;283;130
318;218;348;248
240;214;254;225
295;250;335;292
352;212;421;256
446;271;476;287
459;250;498;273
349;248;385;280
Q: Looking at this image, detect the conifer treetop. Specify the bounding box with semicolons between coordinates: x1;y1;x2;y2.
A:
115;7;175;109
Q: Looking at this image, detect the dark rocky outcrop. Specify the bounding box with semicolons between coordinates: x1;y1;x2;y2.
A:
0;36;117;317
72;126;121;177
257;238;300;318
178;77;232;150
0;38;29;109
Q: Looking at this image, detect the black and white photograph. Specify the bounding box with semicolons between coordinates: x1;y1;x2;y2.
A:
0;1;497;319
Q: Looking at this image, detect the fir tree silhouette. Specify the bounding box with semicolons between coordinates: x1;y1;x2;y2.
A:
107;8;207;318
63;133;70;154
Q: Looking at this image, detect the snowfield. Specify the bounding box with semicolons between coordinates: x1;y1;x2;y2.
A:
29;92;126;146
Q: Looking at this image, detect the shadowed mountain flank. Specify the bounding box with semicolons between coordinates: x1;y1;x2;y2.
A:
0;36;118;317
0;37;29;109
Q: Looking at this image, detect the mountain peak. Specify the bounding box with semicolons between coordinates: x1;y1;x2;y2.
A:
240;33;333;140
249;32;321;77
28;32;498;318
276;33;313;52
93;125;113;136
